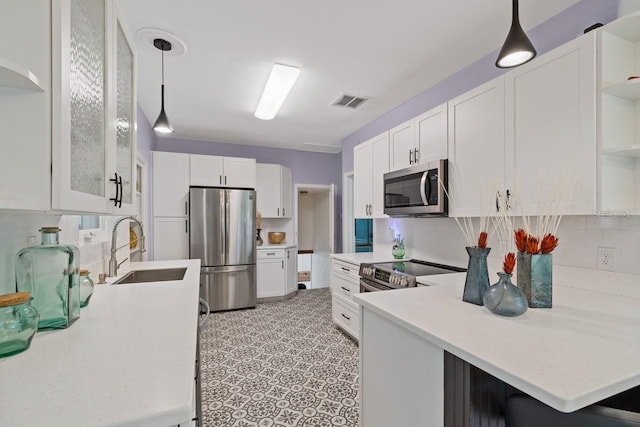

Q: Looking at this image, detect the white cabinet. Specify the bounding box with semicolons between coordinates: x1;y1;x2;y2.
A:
448;76;506;217
153;152;190;217
153;217;189;261
330;258;360;340
389;103;448;171
257;246;297;298
415;103;448;165
505;32;596;215
153;151;190;260
598;14;640;214
190;154;256;189
354;131;389;218
52;0;137;214
256;164;292;218
0;0;136;214
390;119;416;170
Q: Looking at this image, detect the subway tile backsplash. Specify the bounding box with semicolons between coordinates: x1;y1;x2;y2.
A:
374;215;640;276
0;213;131;295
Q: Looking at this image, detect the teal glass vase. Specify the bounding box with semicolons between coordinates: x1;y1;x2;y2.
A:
463;247;490;305
392;234;405;259
483;272;528;317
15;227;80;330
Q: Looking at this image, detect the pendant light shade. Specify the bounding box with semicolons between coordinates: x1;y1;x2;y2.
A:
153;38;174;133
496;0;537;68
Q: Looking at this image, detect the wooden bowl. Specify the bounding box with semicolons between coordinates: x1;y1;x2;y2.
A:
268;232;286;244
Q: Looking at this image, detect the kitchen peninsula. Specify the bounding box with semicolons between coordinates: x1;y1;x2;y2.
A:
355;271;640;426
0;259;201;427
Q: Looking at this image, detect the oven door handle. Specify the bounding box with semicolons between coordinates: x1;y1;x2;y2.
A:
419;171;429;206
360;279;383;292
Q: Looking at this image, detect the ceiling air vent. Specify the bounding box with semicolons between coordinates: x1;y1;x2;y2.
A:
331;93;368;109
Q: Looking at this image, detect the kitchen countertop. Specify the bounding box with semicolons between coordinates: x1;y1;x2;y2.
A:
330;252;406;264
257;243;297;249
0;259;201;427
354;271;640;413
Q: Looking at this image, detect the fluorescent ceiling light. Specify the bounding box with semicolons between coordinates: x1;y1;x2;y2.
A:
254;63;301;120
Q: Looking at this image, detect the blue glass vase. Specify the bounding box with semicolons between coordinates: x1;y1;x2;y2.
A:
463;247;490;305
483;272;528;317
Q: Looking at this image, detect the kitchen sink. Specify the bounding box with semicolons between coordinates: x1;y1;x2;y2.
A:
111;268;187;285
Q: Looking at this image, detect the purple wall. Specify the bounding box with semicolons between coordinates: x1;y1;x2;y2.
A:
341;0;620;174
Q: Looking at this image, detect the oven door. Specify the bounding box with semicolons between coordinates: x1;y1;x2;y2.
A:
360;278;392;293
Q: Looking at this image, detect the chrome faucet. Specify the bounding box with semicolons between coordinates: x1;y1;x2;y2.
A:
109;216;146;277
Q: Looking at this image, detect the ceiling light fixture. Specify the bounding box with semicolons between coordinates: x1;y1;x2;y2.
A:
254;63;301;120
495;0;537;68
153;38;174;134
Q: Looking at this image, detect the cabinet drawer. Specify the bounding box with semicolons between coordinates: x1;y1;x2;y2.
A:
332;273;359;302
332;259;360;280
332;296;359;340
257;249;285;259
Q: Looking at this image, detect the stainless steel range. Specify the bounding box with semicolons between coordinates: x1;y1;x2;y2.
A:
359;259;465;292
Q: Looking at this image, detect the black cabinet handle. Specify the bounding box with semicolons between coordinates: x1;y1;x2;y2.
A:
414;148;419;163
341;313;351;321
185;201;188;215
341;286;350;292
109;173;120;207
341;267;350;272
117;175;123;208
224;176;227;185
409;150;414;164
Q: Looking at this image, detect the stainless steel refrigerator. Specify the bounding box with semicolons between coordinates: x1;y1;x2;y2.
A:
189;187;256;311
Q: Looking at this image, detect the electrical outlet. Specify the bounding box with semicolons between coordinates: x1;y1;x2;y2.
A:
597;247;616;271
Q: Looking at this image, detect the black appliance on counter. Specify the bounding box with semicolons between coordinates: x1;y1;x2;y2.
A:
359;259;465;292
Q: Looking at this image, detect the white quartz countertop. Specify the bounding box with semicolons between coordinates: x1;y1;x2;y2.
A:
0;259;201;427
257;243;297;249
354;272;640;413
330;252;405;264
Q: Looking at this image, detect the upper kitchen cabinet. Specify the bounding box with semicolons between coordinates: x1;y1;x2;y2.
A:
598;13;640;214
505;31;596;215
389;103;448;171
448;76;506;217
153;151;190;217
354;131;389;218
414;103;448;165
51;0;137;214
389;119;415;170
190;154;256;189
0;1;50;211
256;164;292;218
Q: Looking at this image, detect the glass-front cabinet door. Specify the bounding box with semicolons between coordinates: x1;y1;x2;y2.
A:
52;0;136;214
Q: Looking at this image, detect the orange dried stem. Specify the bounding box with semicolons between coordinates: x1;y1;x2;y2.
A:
514;228;527;252
525;236;540;254
540;233;559;254
503;252;516;274
478;231;488;248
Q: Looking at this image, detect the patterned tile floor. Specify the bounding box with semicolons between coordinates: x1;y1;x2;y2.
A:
200;289;360;427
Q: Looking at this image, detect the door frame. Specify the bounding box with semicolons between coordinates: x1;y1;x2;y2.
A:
342;171;354;253
293;183;336;253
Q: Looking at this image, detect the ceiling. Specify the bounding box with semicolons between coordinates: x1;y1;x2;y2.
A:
117;0;581;153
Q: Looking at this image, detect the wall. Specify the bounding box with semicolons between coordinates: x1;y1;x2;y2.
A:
136;105;156;259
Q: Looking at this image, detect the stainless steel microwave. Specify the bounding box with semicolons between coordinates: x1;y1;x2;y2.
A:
383;159;448;216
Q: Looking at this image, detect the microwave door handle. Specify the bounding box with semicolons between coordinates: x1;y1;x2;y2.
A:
420;171;429;205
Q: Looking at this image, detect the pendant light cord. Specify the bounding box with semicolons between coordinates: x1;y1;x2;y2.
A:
512;0;519;22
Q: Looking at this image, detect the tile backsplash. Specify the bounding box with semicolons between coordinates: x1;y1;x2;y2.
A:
374;214;640;276
0;213;131;295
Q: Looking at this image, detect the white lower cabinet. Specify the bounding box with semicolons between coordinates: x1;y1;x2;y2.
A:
153;217;189;261
257;247;297;299
330;258;361;340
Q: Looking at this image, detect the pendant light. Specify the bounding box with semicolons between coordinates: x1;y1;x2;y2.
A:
495;0;537;68
153;38;174;133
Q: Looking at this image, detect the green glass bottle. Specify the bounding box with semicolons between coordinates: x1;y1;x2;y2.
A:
15;227;80;330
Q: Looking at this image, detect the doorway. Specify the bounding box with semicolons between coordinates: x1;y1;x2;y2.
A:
295;184;335;289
